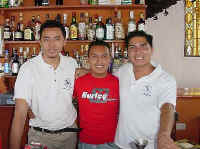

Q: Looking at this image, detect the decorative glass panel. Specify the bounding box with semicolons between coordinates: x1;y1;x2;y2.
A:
185;0;200;57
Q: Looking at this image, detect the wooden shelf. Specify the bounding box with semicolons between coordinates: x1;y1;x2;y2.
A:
0;4;146;11
4;40;125;44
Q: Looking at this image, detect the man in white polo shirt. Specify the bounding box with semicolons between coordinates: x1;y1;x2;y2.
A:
114;31;180;149
10;20;78;149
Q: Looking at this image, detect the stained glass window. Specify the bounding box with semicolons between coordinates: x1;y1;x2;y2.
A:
185;0;200;57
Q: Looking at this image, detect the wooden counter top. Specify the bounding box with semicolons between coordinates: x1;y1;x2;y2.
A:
177;88;200;98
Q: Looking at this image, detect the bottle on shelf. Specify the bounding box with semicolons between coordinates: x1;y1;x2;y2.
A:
35;0;42;6
1;0;9;8
114;10;125;40
3;18;11;41
41;0;49;6
24;17;35;41
35;15;42;41
56;0;63;5
78;12;86;40
10;16;16;41
70;12;78;40
128;10;136;34
18;47;24;66
11;49;19;76
96;16;105;40
8;0;18;7
63;13;69;40
105;17;114;40
4;49;11;75
31;47;38;58
55;14;61;23
84;12;89;39
135;0;140;4
87;16;95;41
137;12;145;31
15;13;24;41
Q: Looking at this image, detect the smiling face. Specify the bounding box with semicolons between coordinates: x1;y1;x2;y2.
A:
40;27;65;62
88;45;111;78
128;36;153;68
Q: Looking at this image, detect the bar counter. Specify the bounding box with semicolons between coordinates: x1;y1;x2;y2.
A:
0;88;200;149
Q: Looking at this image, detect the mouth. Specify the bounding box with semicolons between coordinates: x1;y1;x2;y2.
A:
135;56;144;60
95;65;105;68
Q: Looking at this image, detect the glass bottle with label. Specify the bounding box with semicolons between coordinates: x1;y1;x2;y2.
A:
56;0;63;5
87;17;95;41
78;12;86;40
11;49;19;76
63;13;69;40
3;18;11;41
105;17;114;40
4;49;10;75
96;16;104;40
128;10;136;34
35;0;42;6
24;22;35;41
115;11;125;40
42;0;49;6
15;13;24;41
137;13;145;31
70;12;78;40
35;15;41;40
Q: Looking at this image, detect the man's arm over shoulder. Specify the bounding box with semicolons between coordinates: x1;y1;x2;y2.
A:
10;99;29;149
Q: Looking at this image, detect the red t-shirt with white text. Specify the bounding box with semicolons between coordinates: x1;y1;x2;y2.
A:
73;73;119;144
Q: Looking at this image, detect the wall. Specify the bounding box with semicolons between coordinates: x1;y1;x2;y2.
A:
146;0;200;88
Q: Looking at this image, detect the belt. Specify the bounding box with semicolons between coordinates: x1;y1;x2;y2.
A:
30;126;82;134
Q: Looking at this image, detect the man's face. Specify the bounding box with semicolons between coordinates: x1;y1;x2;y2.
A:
88;45;111;78
128;36;153;68
40;27;64;59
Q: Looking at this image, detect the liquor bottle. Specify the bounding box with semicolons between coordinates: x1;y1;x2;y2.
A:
84;12;89;39
42;0;49;6
11;49;19;76
2;0;9;8
3;18;11;41
114;11;125;40
87;17;95;41
18;47;24;66
137;13;145;31
4;49;10;75
105;18;114;40
70;12;78;40
24;17;35;41
35;15;41;40
96;16;104;40
35;0;42;6
78;12;86;40
56;0;63;5
31;47;37;58
128;10;136;34
135;0;140;4
10;16;16;41
15;13;24;41
63;13;69;40
9;0;18;7
55;14;61;23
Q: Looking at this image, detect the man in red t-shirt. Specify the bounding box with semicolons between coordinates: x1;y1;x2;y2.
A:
73;40;120;149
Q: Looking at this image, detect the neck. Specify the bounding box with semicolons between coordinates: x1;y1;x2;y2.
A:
42;54;60;69
133;63;155;80
91;72;108;78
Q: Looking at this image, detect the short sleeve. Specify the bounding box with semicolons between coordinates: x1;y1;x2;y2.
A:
158;77;177;108
14;63;33;106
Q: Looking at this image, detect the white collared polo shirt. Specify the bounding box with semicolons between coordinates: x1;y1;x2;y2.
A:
114;62;176;149
14;53;77;130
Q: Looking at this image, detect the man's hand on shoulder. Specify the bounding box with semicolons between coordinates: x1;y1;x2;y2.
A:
75;68;90;79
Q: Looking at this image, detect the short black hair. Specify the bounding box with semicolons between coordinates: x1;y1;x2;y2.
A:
40;20;66;39
126;31;153;48
88;40;111;57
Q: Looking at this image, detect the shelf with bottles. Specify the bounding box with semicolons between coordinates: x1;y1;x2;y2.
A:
4;40;125;44
0;4;146;12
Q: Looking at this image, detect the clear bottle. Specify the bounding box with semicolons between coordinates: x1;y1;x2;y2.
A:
63;13;69;40
137;13;145;31
31;47;37;58
10;16;16;41
105;17;114;40
96;16;104;40
4;49;10;75
18;47;24;66
87;17;95;41
115;11;125;40
128;10;136;34
42;0;49;6
70;12;78;40
78;12;86;40
35;15;41;40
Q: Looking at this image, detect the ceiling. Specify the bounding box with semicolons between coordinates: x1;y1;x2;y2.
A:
146;0;183;18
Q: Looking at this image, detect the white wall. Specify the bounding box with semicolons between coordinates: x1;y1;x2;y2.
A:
146;0;200;88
